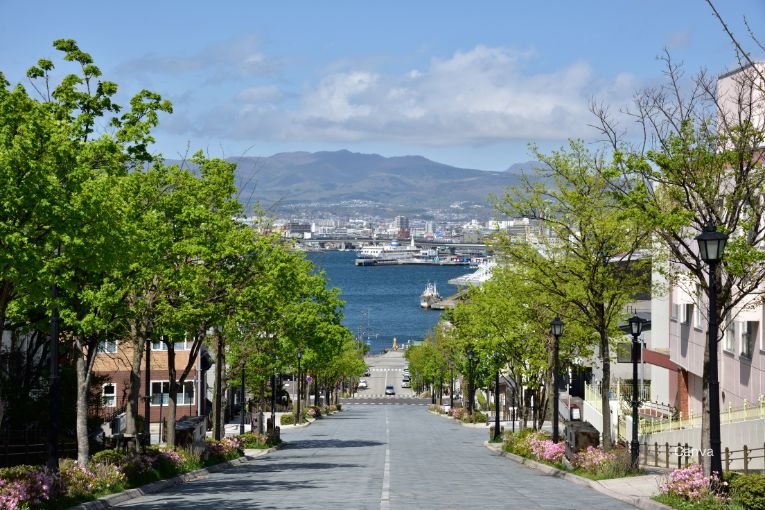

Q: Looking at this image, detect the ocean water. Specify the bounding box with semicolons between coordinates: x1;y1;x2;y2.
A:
306;251;474;354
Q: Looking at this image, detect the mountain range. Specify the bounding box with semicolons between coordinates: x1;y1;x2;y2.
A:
187;150;534;217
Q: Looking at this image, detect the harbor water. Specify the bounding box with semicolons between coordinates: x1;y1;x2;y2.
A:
306;250;474;354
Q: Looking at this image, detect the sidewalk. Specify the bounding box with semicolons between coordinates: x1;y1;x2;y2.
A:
484;442;671;510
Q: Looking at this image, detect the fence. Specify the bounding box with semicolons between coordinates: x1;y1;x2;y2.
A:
640;395;765;435
1;425;77;468
638;441;765;473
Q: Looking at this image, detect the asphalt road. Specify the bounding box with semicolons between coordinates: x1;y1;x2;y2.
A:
357;351;415;398
115;405;636;510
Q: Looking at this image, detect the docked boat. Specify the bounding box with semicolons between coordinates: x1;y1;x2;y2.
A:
355;238;420;266
420;282;441;308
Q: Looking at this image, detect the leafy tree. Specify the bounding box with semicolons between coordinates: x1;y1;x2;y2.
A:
492;141;650;448
592;53;765;470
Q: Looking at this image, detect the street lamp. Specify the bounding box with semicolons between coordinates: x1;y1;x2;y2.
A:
493;352;503;441
296;349;303;424
449;360;454;409
240;364;246;435
550;316;564;443
466;348;474;415
627;314;644;470
695;222;728;476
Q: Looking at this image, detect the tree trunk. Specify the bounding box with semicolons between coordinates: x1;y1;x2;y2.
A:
213;331;224;440
125;315;147;452
166;344;177;447
75;354;90;465
600;328;613;450
167;382;177;447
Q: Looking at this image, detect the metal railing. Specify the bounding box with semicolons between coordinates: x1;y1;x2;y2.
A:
640;395;765;435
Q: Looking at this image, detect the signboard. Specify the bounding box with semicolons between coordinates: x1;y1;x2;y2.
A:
306;375;313;384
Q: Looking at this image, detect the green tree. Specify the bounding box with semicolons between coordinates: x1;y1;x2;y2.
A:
492;141;650;448
592;54;765;470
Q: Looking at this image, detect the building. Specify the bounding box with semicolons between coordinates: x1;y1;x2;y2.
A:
91;338;210;438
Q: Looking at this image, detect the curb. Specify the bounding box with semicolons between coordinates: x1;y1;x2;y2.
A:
67;445;282;510
483;442;672;510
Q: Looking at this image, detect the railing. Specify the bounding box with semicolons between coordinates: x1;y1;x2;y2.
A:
615;379;651;403
640;395;765;435
639;441;765;473
584;383;603;413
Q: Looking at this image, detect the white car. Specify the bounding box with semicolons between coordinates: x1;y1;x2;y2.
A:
357;379;368;389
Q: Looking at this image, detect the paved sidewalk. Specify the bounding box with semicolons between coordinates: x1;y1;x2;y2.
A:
484;442;672;510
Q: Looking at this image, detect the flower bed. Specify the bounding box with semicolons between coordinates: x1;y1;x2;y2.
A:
0;437;248;509
652;465;765;510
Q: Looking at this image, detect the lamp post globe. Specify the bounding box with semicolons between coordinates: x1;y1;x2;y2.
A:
550;316;564;444
695;222;728;476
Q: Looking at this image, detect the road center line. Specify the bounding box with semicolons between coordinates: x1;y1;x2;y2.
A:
381;411;390;509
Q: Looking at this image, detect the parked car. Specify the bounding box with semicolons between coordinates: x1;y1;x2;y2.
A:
401;380;411;388
358;379;368;389
364;367;371;377
385;384;395;395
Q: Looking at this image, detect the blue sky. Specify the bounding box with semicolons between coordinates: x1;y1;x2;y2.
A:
1;1;762;171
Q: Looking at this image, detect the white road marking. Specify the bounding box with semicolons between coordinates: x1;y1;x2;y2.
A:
381;411;391;509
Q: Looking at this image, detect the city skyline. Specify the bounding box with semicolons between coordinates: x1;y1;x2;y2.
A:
1;1;762;171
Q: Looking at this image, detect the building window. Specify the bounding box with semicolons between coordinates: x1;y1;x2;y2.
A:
151;381;195;406
671;302;680;321
680;303;692;324
97;339;118;353
741;322;757;358
102;383;116;407
725;323;736;352
693;285;703;329
152;337;192;351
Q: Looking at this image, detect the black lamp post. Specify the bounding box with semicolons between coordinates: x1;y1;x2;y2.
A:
296;349;303;424
695;222;728;476
550;316;564;443
493;352;502;441
627;314;644;469
239;364;246;435
466;348;474;415
449;360;454;409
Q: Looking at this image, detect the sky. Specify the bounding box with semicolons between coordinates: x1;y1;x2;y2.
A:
1;1;763;171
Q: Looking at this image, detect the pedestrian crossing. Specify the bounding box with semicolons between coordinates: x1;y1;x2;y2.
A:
369;368;406;372
351;394;418;398
343;401;427;406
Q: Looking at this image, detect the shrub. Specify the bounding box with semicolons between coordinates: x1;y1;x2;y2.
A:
91;449;127;466
306;406;321;418
239;432;279;449
529;439;566;463
151;449;184;478
461;410;487;423
503;429;546;458
86;462;127;494
572;446;632;479
121;453;160;487
0;465;56;510
280;414;296;425
204;437;244;464
659;464;725;504
449;407;465;420
731;473;765;510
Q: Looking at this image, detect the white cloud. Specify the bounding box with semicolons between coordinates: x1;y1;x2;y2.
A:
196;45;637;146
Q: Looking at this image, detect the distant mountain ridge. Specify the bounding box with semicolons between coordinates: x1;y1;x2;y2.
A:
175;150;525;216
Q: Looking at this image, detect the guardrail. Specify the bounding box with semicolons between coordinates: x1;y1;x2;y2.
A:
640;395;765;434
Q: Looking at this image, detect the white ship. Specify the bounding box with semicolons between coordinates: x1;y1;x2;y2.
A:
448;258;496;286
420;282;441;308
355;238;420;266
